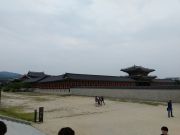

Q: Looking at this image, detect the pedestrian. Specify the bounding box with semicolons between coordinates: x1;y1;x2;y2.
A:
58;127;75;135
95;96;97;103
161;126;168;135
97;96;101;106
95;96;98;106
167;100;174;118
0;121;7;135
101;96;105;105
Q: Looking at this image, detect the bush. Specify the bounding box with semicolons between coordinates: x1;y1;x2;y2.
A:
175;80;180;85
2;82;31;92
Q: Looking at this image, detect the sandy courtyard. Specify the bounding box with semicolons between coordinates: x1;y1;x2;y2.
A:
1;92;180;135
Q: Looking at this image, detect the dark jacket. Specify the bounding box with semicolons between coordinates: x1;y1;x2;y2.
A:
167;101;172;110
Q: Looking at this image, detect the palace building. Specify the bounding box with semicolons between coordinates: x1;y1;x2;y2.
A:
23;65;176;89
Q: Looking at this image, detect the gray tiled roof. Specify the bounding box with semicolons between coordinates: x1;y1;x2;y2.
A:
39;75;64;83
39;73;135;83
121;65;155;73
24;75;47;83
64;73;135;82
27;71;45;78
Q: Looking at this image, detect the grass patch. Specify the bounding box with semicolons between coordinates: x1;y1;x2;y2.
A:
0;106;34;122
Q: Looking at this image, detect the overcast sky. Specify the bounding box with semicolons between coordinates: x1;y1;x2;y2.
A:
0;0;180;78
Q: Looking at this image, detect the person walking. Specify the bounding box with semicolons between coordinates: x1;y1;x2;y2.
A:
95;96;98;104
167;100;174;118
101;96;105;105
97;96;101;106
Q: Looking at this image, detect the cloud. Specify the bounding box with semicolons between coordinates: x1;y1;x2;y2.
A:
0;0;180;77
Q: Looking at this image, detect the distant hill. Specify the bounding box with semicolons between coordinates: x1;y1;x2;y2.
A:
0;71;22;81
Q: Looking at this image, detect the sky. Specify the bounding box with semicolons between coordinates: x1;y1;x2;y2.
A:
0;0;180;78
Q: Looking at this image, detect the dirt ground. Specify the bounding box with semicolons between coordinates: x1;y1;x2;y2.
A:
1;92;180;135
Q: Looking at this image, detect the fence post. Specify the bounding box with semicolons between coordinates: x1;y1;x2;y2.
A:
34;109;37;123
39;107;44;123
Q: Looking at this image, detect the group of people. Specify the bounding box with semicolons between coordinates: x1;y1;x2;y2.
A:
0;121;170;135
95;96;105;106
59;126;169;135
